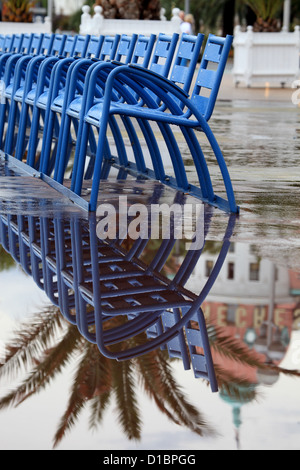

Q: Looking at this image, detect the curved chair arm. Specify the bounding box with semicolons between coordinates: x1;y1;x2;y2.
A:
90;65;237;214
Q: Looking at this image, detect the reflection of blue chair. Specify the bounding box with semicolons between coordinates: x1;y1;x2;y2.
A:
0;180;236;392
73;34;238;214
75;210;235;392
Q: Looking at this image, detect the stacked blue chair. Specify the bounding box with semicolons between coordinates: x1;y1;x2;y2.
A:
13;34;78;162
42;33;157;182
4;34;68;154
0;32;238;217
0;33;46;148
44;33;203;191
24;33;92;168
0;34;24;77
39;33;179;181
0;34;17;62
70;34;238;214
30;34;139;174
1;33;62;153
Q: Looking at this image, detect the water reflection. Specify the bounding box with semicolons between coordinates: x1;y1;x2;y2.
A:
0;178;299;448
0;192;239;389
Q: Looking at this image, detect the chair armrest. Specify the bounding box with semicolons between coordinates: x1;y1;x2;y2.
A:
128;63;189;98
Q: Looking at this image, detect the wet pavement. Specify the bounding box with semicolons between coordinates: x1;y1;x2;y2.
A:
0;74;299;450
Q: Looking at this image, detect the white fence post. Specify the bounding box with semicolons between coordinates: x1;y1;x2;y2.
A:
79;4;182;37
79;5;92;35
233;25;300;87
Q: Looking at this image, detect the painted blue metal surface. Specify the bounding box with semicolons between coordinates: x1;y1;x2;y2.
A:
0;32;238;217
43;34;157;182
72;34;238;214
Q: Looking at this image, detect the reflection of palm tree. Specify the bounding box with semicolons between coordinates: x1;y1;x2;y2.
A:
0;307;214;448
1;308;299;449
209;324;300;383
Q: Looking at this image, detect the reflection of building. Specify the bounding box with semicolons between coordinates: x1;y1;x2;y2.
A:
220;383;256;451
187;242;299;366
188;241;300;449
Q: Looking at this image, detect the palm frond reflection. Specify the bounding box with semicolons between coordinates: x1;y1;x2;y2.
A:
0;306;215;448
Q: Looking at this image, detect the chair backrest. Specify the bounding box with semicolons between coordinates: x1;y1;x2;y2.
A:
71;34;91;58
9;34;24;54
49;34;67;56
18;33;33;54
60;35;77;57
28;33;45;55
98;35;121;61
149;33;179;78
130;34;156;68
170;33;204;93
114;34;138;64
38;33;55;56
191;34;233;121
84;35;104;59
2;35;14;53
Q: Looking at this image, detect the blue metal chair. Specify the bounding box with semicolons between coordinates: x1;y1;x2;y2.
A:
73;34;238;214
0;35;15;56
0;35;6;53
28;34;138;173
23;34;92;168
42;34;157;183
0;34;45;149
70;208;236;392
0;34;24;76
67;33;200;193
0;33;34;80
48;33;204;190
5;34;68;159
1;33;60;154
10;35;122;166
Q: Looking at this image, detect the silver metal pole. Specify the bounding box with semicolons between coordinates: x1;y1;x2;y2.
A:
283;0;291;32
184;0;190;14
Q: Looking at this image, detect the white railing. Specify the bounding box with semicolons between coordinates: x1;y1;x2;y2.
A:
79;5;182;36
233;25;300;87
